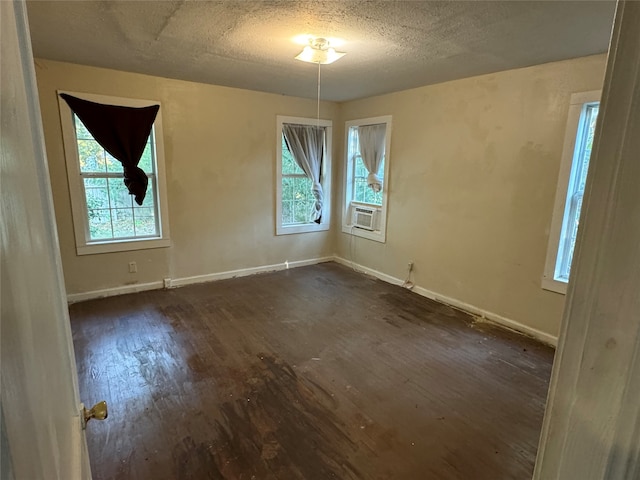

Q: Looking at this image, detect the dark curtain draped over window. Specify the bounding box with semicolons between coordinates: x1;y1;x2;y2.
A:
60;94;159;205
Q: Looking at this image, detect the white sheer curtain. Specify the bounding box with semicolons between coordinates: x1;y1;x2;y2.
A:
282;124;325;223
357;123;387;192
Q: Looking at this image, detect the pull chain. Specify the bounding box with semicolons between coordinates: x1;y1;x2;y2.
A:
317;61;321;128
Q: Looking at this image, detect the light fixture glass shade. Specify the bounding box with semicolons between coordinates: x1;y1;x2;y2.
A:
295;39;346;64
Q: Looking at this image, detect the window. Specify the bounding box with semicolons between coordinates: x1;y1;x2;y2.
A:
342;116;392;242
276;116;332;235
58;92;170;255
543;91;600;293
351;127;384;206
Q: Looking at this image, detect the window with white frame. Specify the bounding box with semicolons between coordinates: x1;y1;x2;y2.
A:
342;115;392;243
543;91;600;293
276;116;332;235
58;92;170;255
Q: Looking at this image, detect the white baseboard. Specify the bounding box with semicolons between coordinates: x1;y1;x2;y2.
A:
66;255;558;347
66;256;334;303
67;281;163;304
333;256;404;287
333;256;558;347
170;256;334;288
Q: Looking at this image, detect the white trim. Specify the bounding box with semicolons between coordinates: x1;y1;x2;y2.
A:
542;90;601;294
66;257;334;303
67;281;164;303
76;238;170;255
172;256;334;287
333;256;558;347
57;90;171;256
276;115;332;235
65;253;556;346
541;277;567;295
342;115;392;243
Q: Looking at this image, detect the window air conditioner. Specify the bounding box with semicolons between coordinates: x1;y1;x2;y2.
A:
351;204;377;231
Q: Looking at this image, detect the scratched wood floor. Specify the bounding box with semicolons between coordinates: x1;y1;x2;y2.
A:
70;262;554;480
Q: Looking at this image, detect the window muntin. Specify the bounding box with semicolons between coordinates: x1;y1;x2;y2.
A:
543;91;600;294
275;116;332;235
75;115;161;242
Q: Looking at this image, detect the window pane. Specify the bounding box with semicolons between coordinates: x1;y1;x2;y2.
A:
74;116;92;140
111;209;135;238
282;176;314;225
133;206;158;237
84;178;109;210
88;209;112;240
281;136;305;175
140;181;156;208
282;197;293;225
564;194;583;278
138;137;154;173
353;156;383;206
77;139;106;173
134;216;157;236
107;177;132;209
577;105;599;192
105;151;122;174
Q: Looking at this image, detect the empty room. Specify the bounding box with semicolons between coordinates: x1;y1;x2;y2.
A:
5;1;640;479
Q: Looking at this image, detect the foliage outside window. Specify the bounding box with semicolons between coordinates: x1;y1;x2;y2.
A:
275;116;332;235
76;115;160;241
58;91;170;255
543;91;601;293
280;135;317;225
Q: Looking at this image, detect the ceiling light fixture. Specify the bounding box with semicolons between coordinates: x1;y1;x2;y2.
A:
295;37;346;65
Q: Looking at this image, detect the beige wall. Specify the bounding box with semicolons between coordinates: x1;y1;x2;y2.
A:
336;54;607;338
37;55;606;339
35;59;337;295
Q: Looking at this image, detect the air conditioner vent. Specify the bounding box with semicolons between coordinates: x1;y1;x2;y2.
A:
351;204;377;231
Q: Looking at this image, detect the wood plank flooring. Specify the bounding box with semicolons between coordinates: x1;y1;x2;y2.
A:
69;262;554;480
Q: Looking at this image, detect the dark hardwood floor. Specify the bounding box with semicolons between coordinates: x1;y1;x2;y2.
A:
70;262;554;480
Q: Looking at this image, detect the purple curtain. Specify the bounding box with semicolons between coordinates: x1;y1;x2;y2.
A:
60;94;159;205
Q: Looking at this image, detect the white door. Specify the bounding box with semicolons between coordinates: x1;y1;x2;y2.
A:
1;1;92;479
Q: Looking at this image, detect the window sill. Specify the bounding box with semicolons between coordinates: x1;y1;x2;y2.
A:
342;224;386;243
276;223;329;235
541;276;568;295
76;237;170;256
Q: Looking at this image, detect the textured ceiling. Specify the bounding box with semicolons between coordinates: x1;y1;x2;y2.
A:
26;1;615;102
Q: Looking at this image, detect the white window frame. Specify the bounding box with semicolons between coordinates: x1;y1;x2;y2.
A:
58;91;171;255
543;90;601;294
342;115;392;243
275;115;332;235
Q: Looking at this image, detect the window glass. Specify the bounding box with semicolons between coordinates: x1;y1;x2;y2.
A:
74;116;159;242
281;135;317;226
556;103;599;281
350;127;384;206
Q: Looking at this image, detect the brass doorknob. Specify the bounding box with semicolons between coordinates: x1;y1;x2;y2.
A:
83;400;108;426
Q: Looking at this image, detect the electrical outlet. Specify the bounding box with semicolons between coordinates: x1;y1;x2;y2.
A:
408;261;414;272
128;261;137;273
163;278;172;289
